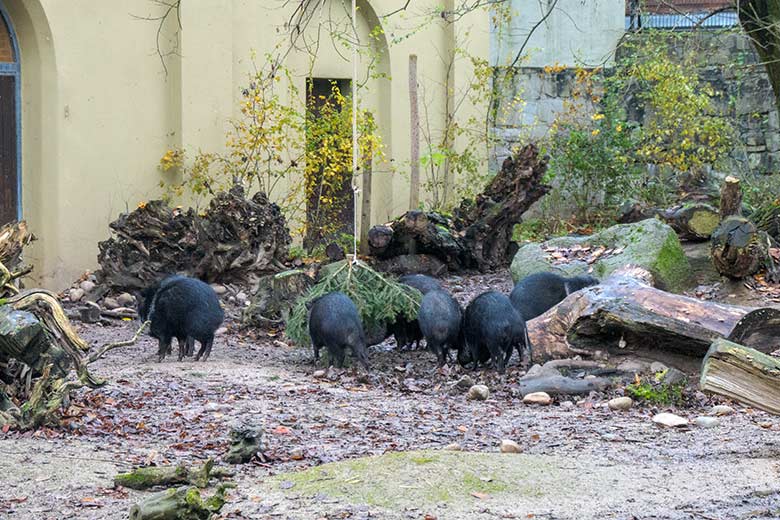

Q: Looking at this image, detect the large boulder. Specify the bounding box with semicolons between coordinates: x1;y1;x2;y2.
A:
511;218;690;291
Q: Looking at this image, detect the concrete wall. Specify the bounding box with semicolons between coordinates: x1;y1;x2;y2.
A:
2;0;488;289
491;0;625;68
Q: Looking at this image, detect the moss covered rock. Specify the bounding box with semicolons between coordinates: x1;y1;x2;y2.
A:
511;219;690;292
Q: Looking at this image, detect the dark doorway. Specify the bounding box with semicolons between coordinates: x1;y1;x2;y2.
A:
304;77;354;251
0;74;16;225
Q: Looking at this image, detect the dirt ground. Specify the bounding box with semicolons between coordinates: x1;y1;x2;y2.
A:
2;270;780;519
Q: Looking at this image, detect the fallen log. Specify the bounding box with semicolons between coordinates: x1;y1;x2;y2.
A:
700;338;780;415
367;143;550;272
617;202;720;241
527;267;778;371
115;459;215;490
129;484;230;520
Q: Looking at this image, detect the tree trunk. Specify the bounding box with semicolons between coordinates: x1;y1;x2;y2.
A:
700;338;780;415
710;216;767;278
115;459;214;490
409;54;420;210
738;1;780;116
527;268;778;371
367;144;550;272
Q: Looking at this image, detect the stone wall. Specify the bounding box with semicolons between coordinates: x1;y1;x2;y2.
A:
492;30;780;175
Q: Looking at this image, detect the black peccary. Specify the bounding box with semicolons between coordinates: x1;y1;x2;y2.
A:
390;274;443;349
462;291;530;373
307;292;369;370
138;275;224;362
510;272;599;321
417;289;462;366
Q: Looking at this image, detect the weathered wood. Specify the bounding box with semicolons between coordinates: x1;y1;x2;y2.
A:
243;270;314;328
659;203;720;241
518;374;612;396
710;216;767;278
368;144;550;271
617;202;719;241
700;338;780;415
115;459;214;490
409;54;420;209
720;175;743;219
97;185;291;292
375;253;447;276
527;271;763;370
129;484;229;520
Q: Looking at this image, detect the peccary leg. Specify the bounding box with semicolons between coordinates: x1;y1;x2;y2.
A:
334;347;346;368
185;337;195;357
158;337;172;362
195;335;214;362
177;336;187;362
312;343;321;364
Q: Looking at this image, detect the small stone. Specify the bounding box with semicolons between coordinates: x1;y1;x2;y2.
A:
290;448;304;460
216;327;228;336
236;291;248;305
659;367;687;386
467;385;489;401
211;284;227;296
79;280;96;293
650;362;669;374
117;292;135;307
313;369;327;379
608;397;634;411
525;364;544;378
444;443;461;451
499;440;522;453
456;375;475;389
523;392;552;406
617;359;647;374
228;296;236;303
102;297;120;310
710;405;735;416
652;412;688;428
559;400;574;409
69;288;85;302
694;416;720;428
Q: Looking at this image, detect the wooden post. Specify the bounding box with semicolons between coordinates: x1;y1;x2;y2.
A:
359;113;373;256
409;54;420;209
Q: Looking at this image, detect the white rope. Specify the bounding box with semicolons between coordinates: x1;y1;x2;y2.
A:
351;0;359;262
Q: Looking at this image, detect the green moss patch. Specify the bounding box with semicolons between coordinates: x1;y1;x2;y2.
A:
269;450;571;510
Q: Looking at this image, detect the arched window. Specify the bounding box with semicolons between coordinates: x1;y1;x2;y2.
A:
0;4;19;224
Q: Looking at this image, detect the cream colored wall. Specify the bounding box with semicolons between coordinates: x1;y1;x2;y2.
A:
6;0;488;289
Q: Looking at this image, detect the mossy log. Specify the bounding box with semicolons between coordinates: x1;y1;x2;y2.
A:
527;268;778;370
700;338;780;415
115;459;215;490
658;203;720;241
710;216;768;278
617;203;720;241
367;143;550;272
129;484;230;520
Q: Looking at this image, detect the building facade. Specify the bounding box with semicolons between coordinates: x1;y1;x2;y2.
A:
0;1;488;288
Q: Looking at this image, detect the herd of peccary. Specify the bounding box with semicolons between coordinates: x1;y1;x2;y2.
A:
136;271;598;371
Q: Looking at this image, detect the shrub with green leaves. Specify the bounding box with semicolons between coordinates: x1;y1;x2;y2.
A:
285;260;421;346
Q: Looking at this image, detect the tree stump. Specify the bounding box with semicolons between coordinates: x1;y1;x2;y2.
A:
710;216;767;278
242;270;314;328
719;175;743;219
700;338;780;415
129;484;229;520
